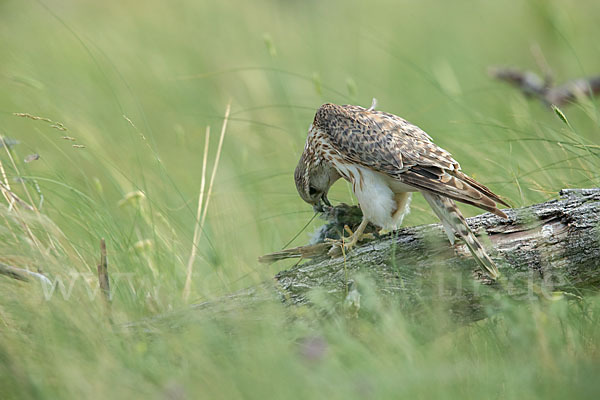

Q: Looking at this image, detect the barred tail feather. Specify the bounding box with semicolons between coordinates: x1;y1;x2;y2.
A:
422;192;499;279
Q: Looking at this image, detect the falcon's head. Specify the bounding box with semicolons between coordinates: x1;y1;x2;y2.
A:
294;150;339;212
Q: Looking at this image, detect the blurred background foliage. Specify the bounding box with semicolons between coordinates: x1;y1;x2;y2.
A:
1;0;600;398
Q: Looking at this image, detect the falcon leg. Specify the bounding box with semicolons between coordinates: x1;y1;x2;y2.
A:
342;217;370;248
328;217;370;256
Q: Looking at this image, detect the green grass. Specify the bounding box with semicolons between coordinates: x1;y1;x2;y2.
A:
1;0;600;398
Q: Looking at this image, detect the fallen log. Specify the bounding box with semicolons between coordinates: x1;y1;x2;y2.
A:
269;188;600;320
128;188;600;330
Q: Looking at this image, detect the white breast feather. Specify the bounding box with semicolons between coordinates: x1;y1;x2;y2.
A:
336;163;401;230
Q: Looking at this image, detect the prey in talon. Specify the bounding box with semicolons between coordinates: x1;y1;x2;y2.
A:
294;100;509;280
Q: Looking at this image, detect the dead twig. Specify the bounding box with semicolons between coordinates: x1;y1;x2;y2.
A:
489;66;600;107
97;238;110;302
0;262;51;286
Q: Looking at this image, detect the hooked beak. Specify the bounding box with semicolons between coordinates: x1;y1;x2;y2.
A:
312;193;331;213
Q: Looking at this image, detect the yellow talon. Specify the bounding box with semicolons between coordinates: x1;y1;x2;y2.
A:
326;218;371;256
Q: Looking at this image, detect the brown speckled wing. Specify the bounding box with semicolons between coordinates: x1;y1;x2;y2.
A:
313;103;508;217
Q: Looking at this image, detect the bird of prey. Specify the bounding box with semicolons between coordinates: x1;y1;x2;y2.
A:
294;101;509;279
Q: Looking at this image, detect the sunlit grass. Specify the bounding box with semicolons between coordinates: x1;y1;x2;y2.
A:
1;0;600;398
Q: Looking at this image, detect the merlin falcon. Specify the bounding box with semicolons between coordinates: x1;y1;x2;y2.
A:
294;102;509;279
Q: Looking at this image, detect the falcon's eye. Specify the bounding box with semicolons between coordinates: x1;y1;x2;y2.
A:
309;186;319;196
